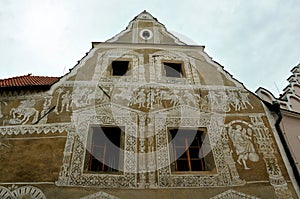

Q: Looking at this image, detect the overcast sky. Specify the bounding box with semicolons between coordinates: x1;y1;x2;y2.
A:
0;0;299;96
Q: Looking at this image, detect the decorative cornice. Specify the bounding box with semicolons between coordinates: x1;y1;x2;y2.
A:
281;109;300;119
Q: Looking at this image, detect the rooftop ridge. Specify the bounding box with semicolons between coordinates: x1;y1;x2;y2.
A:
0;74;59;88
0;74;59;81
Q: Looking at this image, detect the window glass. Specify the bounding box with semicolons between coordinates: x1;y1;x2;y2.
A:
163;62;183;78
85;126;123;173
169;128;215;172
112;61;129;76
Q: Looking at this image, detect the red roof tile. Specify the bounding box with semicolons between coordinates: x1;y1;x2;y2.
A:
0;74;59;88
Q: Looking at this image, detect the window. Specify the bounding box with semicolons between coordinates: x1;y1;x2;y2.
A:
111;61;129;76
163;62;184;78
84;126;124;173
168;128;215;172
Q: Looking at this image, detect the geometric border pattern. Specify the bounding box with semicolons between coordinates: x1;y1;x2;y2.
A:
56;103;138;188
155;108;242;187
210;189;260;199
80;191;120;199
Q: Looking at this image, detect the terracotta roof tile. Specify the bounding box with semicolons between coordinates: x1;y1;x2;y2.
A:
0;74;59;88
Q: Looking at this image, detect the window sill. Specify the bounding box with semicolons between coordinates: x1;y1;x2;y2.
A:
171;169;217;175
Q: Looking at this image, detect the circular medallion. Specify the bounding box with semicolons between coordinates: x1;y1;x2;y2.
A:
140;29;153;40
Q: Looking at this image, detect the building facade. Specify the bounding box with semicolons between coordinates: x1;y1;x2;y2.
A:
257;63;300;181
0;11;298;198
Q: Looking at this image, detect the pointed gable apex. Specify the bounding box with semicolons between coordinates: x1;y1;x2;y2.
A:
135;10;157;20
106;10;186;45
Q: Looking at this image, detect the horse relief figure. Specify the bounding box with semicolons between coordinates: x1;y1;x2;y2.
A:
9;99;39;125
113;87;134;106
228;91;241;111
72;87;94;108
228;124;259;170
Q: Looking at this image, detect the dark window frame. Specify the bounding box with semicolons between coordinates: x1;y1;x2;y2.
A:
163;61;185;78
110;60;131;76
168;127;215;173
84;125;124;174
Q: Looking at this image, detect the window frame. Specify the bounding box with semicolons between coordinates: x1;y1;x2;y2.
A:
84;125;125;174
162;61;185;78
167;127;215;174
109;59;131;77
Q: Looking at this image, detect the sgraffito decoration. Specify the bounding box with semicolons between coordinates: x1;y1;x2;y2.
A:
9;99;39;125
0;101;7;119
80;191;120;199
0;46;295;198
225;116;293;198
210;189;260;199
54;88;72;114
56;103;138;188
0;185;46;199
228;124;259;170
0;135;11;159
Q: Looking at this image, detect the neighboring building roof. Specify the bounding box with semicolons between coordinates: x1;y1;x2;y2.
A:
0;74;59;88
256;63;300;112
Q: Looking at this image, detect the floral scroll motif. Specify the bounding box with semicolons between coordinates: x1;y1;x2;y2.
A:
0;185;46;199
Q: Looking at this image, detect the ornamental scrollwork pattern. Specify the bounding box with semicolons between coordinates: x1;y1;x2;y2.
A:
155;107;245;188
0;185;46;199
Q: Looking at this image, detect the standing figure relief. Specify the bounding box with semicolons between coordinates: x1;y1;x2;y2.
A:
208;90;254;112
111;87;254;113
136;89;147;108
113;87;186;109
61;90;72;112
55;88;73;113
54;86;99;115
228;125;259;170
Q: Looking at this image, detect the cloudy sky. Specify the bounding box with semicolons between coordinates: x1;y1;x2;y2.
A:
0;0;299;95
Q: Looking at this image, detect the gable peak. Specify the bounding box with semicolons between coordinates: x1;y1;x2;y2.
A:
135;10;157;21
106;11;186;45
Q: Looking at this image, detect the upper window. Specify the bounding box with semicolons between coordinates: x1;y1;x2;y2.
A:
84;126;124;173
111;60;129;76
163;62;184;78
168;128;215;172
